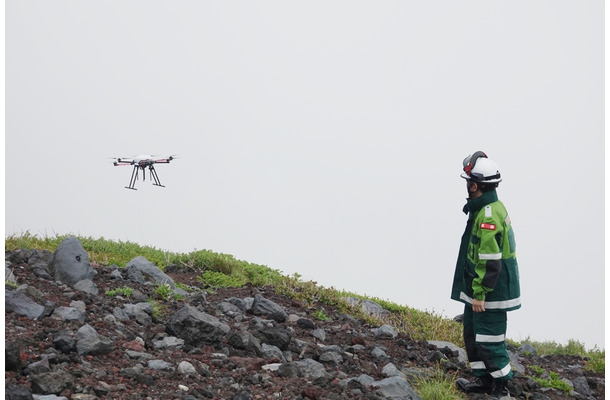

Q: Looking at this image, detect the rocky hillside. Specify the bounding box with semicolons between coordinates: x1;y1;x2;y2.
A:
4;238;605;400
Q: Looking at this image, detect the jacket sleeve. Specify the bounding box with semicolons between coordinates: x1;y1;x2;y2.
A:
472;212;503;300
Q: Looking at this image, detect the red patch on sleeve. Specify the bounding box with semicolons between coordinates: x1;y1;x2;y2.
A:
480;223;496;230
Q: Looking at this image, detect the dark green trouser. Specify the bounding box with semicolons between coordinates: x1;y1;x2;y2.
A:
463;305;513;381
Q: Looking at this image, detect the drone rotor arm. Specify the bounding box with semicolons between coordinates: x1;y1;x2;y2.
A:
151;154;178;164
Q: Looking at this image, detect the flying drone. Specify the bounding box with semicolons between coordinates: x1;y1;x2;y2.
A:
112;154;176;190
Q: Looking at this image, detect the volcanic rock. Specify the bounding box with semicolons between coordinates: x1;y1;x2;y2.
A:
48;237;94;286
166;304;230;346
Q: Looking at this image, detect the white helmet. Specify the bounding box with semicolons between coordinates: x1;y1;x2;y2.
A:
461;151;502;183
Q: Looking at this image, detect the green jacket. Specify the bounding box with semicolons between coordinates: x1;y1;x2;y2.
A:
451;190;521;312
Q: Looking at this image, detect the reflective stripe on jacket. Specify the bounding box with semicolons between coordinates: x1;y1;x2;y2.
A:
451;190;521;312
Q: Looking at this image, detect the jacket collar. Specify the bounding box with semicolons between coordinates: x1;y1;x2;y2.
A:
462;190;498;215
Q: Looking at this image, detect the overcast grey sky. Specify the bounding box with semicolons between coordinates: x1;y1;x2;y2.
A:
5;2;604;349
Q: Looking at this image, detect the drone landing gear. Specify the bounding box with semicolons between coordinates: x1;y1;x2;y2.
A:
124;165;165;190
125;165;140;190
149;165;165;188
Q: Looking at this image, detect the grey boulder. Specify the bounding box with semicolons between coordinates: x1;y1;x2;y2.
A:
166;304;230;346
5;342;23;371
372;376;422;400
277;358;330;381
51;306;85;322
344;297;390;320
251;294;288;322
125;256;187;295
428;340;468;365
30;368;74;395
73;279;99;295
76;324;113;356
48;237;94;286
6;290;45;319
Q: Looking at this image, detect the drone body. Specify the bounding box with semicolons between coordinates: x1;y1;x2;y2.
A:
112;154;176;190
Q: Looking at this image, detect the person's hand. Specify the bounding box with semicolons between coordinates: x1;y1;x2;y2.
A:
472;299;486;313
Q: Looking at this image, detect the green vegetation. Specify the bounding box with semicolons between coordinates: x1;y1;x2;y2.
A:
527;365;573;394
105;287;134;297
311;309;332;322
585;350;605;374
154;283;183;301
375;297;462;345
509;338;589;355
147;299;165;319
508;338;605;373
198;270;245;288
414;368;466;400
173;250;282;286
6;232;605;400
5;280;18;289
174;282;191;292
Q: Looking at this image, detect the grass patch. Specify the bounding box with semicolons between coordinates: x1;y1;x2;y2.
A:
174;282;192;292
375;298;462;345
413;368;466;400
311;309;332;322
527;365;573;394
147;299;165;319
105;287;134;297
172;250;282;286
584;349;605;374
508;338;605;373
153;283;183;301
197;270;245;288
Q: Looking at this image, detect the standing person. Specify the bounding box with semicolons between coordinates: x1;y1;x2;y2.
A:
451;151;521;398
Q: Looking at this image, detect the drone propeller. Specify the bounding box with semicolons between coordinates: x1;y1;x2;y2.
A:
108;156;133;161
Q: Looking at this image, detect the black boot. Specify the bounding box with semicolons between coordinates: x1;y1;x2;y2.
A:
456;375;493;393
489;379;511;399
